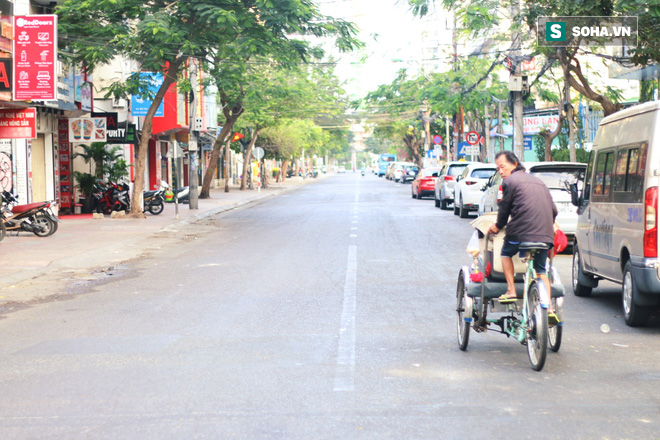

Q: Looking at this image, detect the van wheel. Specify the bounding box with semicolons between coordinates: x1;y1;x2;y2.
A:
572;249;593;297
622;261;651;327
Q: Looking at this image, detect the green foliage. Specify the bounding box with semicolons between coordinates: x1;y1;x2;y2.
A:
73;171;97;198
74;142;125;179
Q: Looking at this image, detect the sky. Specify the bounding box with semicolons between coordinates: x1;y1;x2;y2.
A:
317;0;432;99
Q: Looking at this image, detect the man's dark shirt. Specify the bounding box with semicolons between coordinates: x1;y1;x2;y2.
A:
495;169;558;243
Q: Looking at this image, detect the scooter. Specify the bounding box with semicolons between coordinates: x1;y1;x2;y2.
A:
1;190;60;237
143;182;166;215
112;182;131;212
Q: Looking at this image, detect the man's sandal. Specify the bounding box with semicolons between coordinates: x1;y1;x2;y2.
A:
548;313;560;326
497;294;518;303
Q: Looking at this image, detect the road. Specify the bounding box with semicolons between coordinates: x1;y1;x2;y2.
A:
1;173;659;439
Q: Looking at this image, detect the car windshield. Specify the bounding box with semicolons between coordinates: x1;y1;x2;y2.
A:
471;169;496;179
422;169;440;177
448;165;468;176
532;171;582;190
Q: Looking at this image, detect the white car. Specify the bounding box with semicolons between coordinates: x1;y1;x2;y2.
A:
453;162;497;218
480;161;586;241
393;162;415;182
434;161;476;209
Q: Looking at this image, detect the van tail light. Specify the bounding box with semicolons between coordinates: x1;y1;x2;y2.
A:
644;186;657;258
444;176;455;181
497;185;503;203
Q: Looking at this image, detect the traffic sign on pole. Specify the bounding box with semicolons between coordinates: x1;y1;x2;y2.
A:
466;131;480;145
433;135;443;145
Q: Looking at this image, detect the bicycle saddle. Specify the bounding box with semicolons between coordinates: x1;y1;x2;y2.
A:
519;242;551;250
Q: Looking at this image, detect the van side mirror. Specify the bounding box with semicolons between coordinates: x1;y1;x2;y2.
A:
570;183;580;206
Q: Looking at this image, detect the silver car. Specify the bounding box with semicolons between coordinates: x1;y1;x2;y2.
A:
434;161;475;210
479;161;586;241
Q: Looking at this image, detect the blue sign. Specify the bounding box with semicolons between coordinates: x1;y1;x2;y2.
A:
457;142;470;156
524;136;533;151
426;149;437;158
131;72;165;117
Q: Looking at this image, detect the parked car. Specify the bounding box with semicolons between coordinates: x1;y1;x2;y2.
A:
338;166;346;173
434;161;476;209
480;161;586;243
412;167;442;199
393;162;415;182
385;162;400;180
452;163;497;218
570;100;660;327
400;164;420;183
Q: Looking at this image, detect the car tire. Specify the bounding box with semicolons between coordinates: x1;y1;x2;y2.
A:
571;249;593;297
622;260;651;327
459;196;469;218
441;199;448;210
434;197;440;207
453;203;459;216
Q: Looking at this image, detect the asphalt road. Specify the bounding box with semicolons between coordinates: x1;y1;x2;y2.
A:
1;172;659;439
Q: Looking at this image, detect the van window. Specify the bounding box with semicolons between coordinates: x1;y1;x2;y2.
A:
593;150;614;199
613;143;647;203
583;151;594;201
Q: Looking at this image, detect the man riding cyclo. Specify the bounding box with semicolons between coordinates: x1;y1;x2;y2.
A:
486;151;560;326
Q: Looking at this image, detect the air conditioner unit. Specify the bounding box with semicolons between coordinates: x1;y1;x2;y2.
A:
112;98;126;108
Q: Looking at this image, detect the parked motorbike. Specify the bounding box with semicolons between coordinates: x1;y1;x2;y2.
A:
1;190;60;237
96;181;130;214
143;182;166;215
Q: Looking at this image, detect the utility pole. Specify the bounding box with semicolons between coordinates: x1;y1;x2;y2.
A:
511;0;524;159
188;58;199;209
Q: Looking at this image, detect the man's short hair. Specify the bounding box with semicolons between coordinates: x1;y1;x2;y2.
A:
495;150;526;171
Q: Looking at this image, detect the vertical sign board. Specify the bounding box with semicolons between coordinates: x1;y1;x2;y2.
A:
131;72;164;117
57;118;71;208
13;15;57;101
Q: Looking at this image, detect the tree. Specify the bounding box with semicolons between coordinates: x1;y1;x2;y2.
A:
74;142;124;179
57;0;360;213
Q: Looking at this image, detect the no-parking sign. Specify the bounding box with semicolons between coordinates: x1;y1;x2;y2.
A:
433;135;443;145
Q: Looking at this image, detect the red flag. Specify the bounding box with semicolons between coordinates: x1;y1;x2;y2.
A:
231;132;245;142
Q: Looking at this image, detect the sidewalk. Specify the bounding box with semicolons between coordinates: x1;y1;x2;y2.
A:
0;176;317;307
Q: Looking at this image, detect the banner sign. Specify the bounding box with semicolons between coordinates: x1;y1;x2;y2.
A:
13;15;57;101
0;57;11;92
131;72;164;117
68;117;107;143
492;114;560;137
57;118;72;208
0;108;36;139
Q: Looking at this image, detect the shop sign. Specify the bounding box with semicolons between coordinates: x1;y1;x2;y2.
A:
13;15;57;101
68;117;107;143
57;118;71;208
0;107;36;139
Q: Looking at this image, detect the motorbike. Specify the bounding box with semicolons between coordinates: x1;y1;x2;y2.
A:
1;190;60;237
143;182;166;215
96;181;130;214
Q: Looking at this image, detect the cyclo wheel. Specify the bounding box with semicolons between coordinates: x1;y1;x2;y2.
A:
456;271;470;351
548;297;562;352
526;280;548;371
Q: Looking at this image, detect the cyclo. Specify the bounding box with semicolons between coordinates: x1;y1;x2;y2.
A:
456;213;565;371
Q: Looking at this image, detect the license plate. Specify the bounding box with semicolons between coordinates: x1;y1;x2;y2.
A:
556;202;573;213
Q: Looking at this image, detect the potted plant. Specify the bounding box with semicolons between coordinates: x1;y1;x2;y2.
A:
73;171;97;213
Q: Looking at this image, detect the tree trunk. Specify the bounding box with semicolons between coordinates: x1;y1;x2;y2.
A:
278;160;289;182
199;104;242;198
240;129;260;190
129;58;184;217
224;140;230;193
560;49;622;117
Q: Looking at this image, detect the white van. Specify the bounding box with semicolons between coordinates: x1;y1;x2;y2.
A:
571;101;660;326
